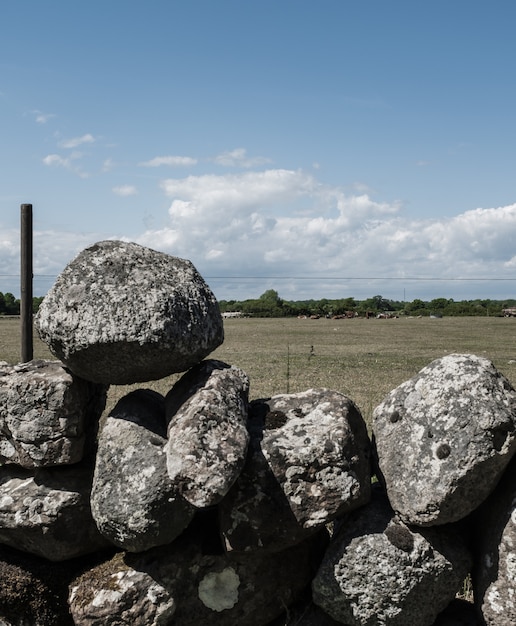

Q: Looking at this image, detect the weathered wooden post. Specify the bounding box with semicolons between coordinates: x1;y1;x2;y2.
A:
20;203;33;362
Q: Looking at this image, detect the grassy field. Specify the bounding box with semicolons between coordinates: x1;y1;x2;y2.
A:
2;315;516;427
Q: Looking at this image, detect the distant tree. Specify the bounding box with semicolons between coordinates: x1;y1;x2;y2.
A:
361;295;391;312
259;289;283;306
3;292;19;315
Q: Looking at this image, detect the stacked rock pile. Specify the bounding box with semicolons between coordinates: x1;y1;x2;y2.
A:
0;240;515;625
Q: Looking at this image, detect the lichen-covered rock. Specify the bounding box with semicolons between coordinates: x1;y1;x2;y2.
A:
34;240;224;384
312;485;473;626
220;389;371;552
165;360;250;508
69;552;176;626
91;389;195;552
473;455;516;625
68;515;328;626
373;353;516;526
0;463;110;561
0;360;106;468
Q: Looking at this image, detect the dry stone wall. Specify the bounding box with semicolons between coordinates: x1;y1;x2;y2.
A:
0;241;515;625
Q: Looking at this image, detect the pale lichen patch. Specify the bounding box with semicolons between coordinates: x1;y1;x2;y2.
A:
198;567;240;612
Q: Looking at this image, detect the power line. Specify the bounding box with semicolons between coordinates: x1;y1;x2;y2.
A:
0;274;515;282
205;276;516;282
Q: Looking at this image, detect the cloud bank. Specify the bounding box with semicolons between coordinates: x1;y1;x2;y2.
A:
2;166;515;302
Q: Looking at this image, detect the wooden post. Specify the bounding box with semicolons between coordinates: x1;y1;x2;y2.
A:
20;204;33;362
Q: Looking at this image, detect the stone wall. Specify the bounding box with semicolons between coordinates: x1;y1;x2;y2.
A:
0;241;515;625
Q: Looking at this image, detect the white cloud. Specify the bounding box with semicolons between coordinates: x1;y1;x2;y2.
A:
59;134;95;149
141;169;516;299
32;110;56;124
2;162;516;302
42;152;89;178
102;158;115;172
112;185;138;196
212;148;271;168
139;155;197;167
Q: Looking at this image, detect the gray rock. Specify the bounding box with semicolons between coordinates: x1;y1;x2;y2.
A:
312;485;473;626
0;360;106;468
91;389;195;552
373;353;516;526
0;463;110;561
35;240;224;384
165;360;250;508
68;516;328;626
473;456;516;625
220;389;371;552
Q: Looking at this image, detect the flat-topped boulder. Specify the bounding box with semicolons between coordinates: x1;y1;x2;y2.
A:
0;360;106;468
373;353;516;526
0;462;111;561
35;240;224;385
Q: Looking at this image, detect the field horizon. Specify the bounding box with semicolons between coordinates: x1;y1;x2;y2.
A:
2;315;516;427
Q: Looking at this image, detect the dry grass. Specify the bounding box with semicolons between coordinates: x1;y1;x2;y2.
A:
2;315;516;427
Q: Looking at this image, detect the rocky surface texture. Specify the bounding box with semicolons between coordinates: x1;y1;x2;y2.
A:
91;389;196;552
0;359;106;468
373;353;516;526
312;485;472;625
165;359;250;508
473;455;516;625
34;240;224;384
220;389;371;552
0;241;514;624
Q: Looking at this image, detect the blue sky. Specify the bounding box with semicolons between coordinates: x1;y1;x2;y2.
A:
1;1;516;302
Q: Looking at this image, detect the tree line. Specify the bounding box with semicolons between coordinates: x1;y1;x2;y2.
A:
219;290;516;318
1;289;514;318
0;292;44;316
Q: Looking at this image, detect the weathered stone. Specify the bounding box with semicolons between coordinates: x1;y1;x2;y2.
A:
220;389;371;552
0;360;106;468
312;485;473;626
68;514;328;626
69;551;177;626
373;353;516;526
473;455;516;625
165;360;250;508
91;389;195;552
0;463;111;561
35;240;224;384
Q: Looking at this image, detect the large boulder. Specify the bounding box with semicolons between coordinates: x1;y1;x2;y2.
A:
373;353;516;526
35;240;224;384
91;389;195;552
0;463;111;561
220;389;371;552
165;360;250;508
0;360;106;468
312;485;473;626
473;455;516;625
68;515;328;626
